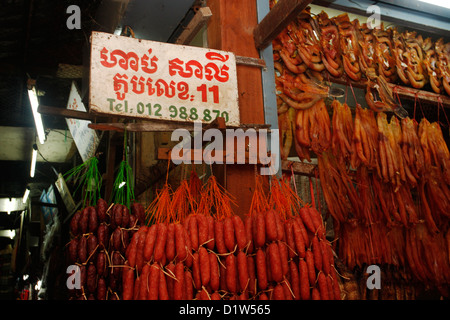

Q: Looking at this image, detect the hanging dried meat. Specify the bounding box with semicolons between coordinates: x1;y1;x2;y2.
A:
274;61;326;110
279;107;295;160
294;98;331;159
373;25;398;84
354;20;378;80
290;8;325;73
365;76;408;117
330;99;356;166
315;11;344;78
423;38;443;94
393;30;428;89
435;38;450;96
333;13;362;81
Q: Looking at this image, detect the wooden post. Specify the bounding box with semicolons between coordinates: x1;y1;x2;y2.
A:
175;7;212;45
253;0;313;49
207;0;267;216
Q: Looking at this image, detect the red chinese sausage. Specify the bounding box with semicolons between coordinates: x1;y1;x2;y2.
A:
96;198;108;223
70;211;81;236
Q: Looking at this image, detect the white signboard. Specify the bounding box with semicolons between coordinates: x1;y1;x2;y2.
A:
55;173;76;215
66;81;99;162
89;31;240;126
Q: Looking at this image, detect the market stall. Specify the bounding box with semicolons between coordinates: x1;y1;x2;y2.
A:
62;0;450;301
2;0;449;302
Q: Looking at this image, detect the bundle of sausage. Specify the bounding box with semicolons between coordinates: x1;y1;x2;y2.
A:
66;199;145;300
121;206;340;300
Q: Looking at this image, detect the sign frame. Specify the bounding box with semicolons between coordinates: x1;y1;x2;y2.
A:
89;31;240;126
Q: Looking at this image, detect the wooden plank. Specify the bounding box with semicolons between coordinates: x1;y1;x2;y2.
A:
158;147;201;161
88;123;126;132
38;104;103;121
89;115;226;133
88;117;269;132
175;7;212;45
40;102;270;133
206;116;227;130
253;0;312;50
88;121;193;132
281;160;317;177
235;55;266;68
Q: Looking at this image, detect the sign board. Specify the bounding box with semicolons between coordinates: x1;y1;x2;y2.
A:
55;173;77;215
89;31;240;126
66;81;99;162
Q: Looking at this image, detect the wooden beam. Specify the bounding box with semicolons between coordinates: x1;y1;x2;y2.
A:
88;121;193;132
175;7;212;45
88;117;269;133
37;104;107;121
38;105;237;133
235;55;267;68
253;0;312;50
207;0;267;217
38;104;91;120
281;160;317;177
